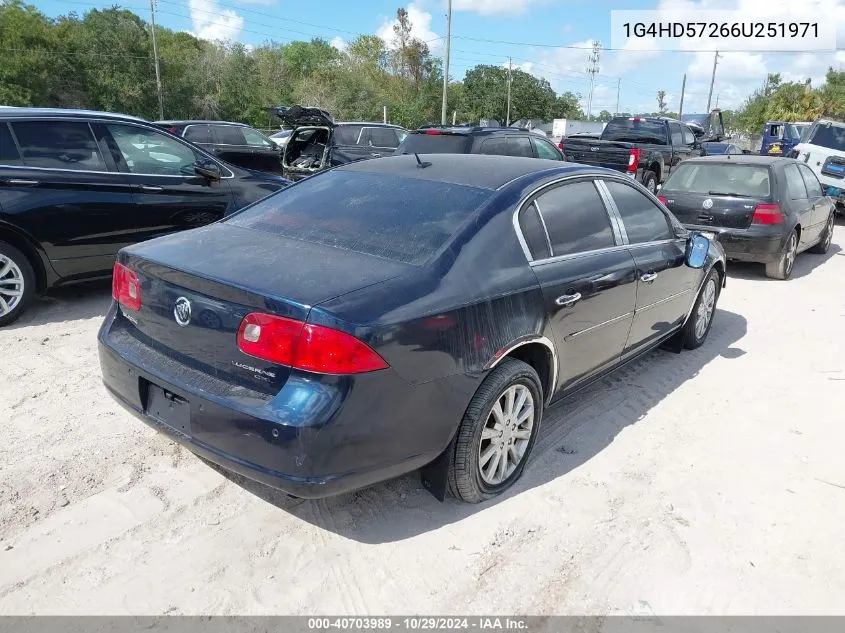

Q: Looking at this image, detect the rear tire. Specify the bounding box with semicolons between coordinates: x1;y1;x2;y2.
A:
0;241;35;327
448;359;542;504
809;212;834;254
682;268;720;350
641;170;657;193
765;230;798;280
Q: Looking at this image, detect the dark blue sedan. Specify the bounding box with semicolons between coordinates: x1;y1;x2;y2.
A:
98;155;726;503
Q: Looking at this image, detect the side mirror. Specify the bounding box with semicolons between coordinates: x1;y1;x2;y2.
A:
685;233;710;269
194;159;221;181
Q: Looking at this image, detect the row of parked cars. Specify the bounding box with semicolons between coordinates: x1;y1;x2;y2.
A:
0;104;836;506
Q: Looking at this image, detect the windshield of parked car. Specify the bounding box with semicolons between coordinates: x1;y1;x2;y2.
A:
663;163;772;198
601;119;667;144
396;133;470;154
807;122;845;152
226;169;492;265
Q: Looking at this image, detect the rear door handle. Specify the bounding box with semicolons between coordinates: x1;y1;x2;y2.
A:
140;185;163;192
640;272;658;283
555;292;582;307
4;179;39;186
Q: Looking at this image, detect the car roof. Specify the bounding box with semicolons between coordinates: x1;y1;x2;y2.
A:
412;126;531;135
155;120;251;127
337;154;613;190
336;122;405;129
680;155;784;166
0;107;146;122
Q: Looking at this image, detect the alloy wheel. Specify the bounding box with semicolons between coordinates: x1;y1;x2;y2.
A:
0;254;25;318
478;384;535;486
783;233;797;277
694;278;717;340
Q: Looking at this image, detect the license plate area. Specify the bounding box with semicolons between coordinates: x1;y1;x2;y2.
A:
143;380;191;436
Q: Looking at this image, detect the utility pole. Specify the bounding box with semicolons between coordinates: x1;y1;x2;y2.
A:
440;0;452;125
506;57;512;126
149;0;164;120
615;78;620;116
678;73;686;118
706;51;720;113
586;40;601;118
715;94;719;108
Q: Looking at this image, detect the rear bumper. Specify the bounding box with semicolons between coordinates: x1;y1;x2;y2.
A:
97;309;469;498
683;223;785;263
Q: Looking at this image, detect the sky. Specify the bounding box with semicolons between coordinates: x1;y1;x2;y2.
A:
33;0;845;116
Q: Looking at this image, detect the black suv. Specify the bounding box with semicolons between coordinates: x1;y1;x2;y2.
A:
269;106;408;181
394;126;564;160
0;108;289;326
156;120;283;175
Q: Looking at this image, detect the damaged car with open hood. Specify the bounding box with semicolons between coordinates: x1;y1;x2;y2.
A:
267;106;407;181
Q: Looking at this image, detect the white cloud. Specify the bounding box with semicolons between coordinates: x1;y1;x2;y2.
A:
377;3;442;51
452;0;554;16
331;36;348;51
189;0;244;42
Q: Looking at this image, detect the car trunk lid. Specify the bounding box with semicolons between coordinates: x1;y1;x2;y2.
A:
117;223;409;392
266;105;334;129
561;138;634;171
661;191;764;229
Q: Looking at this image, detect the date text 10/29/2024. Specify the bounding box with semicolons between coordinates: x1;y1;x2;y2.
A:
622;22;819;39
308;617;529;631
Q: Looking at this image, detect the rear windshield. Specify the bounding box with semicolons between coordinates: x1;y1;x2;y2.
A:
397;133;469;154
663;163;771;198
602;119;667;144
226;169;492;265
807;122;845;152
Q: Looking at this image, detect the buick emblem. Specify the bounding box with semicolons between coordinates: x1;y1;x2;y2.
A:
174;297;192;327
702;198;714;210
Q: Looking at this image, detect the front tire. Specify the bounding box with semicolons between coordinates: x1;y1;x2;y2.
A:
809;212;834;254
765;230;798;280
0;242;35;327
682;268;720;350
448;359;542;504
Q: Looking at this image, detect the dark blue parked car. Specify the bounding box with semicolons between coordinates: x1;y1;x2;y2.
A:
98;155;725;503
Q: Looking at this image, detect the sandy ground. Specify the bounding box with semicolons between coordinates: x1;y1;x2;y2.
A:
1;226;844;616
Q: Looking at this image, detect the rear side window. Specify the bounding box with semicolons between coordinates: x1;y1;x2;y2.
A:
332;126;364;145
604;180;673;244
534;138;562;160
534;181;616;256
364;127;400;148
784;164;808;199
669;123;684;146
0;124;22;166
212;125;247;145
479;137;508;155
398;133;469;154
508;136;534;158
226;169;492;265
798;164;823;197
12;120;106;171
183;124;211;144
518;202;551;260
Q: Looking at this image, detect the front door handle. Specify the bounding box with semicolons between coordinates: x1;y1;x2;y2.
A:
371;152;382;157
640;272;658;283
555;292;582;307
140;185;163;192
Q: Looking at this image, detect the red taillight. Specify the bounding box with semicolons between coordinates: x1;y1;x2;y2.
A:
657;195;668;205
236;313;389;374
627;148;641;173
751;203;784;225
112;262;141;311
632;117;643;122
558;141;564;151
167;127;177;134
424;129;442;135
